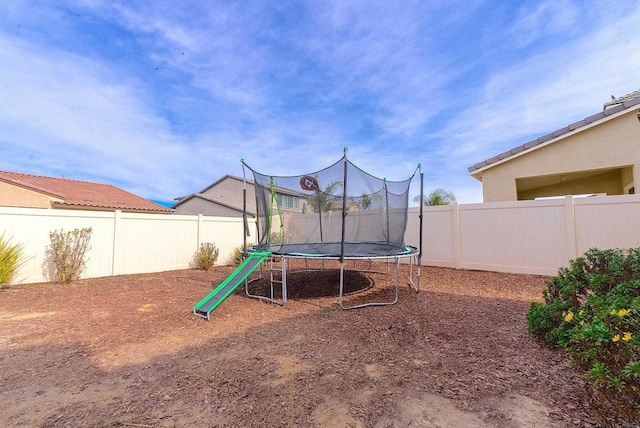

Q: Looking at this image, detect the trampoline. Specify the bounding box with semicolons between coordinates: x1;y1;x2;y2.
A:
251;242;416;258
241;148;424;309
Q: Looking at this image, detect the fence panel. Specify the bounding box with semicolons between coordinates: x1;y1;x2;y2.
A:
4;195;640;284
0;207;117;283
574;194;640;254
406;206;457;267
200;215;255;265
0;207;252;284
457;200;570;275
113;212;199;275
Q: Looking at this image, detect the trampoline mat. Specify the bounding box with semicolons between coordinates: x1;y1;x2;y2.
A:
251;242;417;258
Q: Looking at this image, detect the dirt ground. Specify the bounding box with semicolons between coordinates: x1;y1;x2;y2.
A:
0;261;606;427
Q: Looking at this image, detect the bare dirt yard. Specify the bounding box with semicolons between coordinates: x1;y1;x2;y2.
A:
1;262;605;427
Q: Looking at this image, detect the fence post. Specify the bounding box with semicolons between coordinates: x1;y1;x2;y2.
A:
111;210;122;276
452;203;461;269
564;196;577;262
197;214;203;250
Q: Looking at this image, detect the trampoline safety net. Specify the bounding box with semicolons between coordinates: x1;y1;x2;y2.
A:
242;152;419;258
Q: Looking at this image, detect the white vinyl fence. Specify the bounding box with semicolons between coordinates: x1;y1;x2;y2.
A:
1;207;256;284
3;194;640;284
405;194;640;276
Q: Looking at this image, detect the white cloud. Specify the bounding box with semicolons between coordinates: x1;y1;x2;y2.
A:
510;0;579;48
0;33;189;198
1;0;638;206
436;2;640;171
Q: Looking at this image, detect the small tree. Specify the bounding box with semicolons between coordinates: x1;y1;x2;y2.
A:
47;228;92;284
359;193;372;210
414;188;457;206
0;233;26;289
308;180;343;242
308;180;343;213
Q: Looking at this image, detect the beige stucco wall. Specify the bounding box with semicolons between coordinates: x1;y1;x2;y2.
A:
0;181;61;208
172;197;246;216
173;177;257;216
516;169;624;200
183;176;308;215
201;177;256;212
475;109;640;202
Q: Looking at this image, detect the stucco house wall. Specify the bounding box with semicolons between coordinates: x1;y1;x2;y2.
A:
200;176;257;212
172;197;245;217
0;180;62;208
173;175;308;217
470;92;640;202
173;176;258;216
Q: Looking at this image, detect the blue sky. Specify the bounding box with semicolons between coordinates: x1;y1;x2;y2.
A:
1;1;639;205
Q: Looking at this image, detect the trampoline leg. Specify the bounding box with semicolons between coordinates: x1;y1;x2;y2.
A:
339;258;400;310
282;257;287;304
408;254;420;293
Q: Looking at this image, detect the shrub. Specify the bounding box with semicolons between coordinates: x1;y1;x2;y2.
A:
231;243;254;266
47;228;92;284
527;248;640;423
194;242;219;271
270;231;284;244
0;233;26;288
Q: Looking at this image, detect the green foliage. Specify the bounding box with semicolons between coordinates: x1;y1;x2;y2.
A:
231;243;254;266
194;242;219;271
47;228;92;284
0;233;26;288
527;248;640;422
308;180;343;213
358;193;373;210
414;188;457;206
269;231;283;244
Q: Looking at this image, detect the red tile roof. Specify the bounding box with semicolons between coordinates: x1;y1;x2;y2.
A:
0;170;173;213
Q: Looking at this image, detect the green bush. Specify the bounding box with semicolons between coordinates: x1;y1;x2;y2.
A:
527;248;640;423
231;243;254;266
194;242;219;271
47;228;92;284
0;233;26;288
270;231;284;244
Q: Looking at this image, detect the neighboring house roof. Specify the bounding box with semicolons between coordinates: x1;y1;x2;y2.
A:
603;89;640;110
173;174;307;208
173;175;249;204
0;170;172;213
194;174;306;197
197;174;248;195
468;89;640;174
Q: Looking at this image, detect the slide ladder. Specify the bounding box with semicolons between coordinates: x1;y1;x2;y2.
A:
194;251;271;320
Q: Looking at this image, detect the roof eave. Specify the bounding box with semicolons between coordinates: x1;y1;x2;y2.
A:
52;202;173;214
171;193;255;216
468;102;640;176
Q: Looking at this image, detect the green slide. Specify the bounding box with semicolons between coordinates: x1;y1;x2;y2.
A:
194;251;271;320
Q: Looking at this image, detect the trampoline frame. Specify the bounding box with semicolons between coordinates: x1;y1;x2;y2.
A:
244;246;419;309
241;148;424;309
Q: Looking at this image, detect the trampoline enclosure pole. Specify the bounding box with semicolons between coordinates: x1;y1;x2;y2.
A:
339;148;348;301
419;165;424;263
317;192;323;242
268;176;277;248
383;178;390;243
340;147;349;264
418;164;424;291
242;160;248;261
